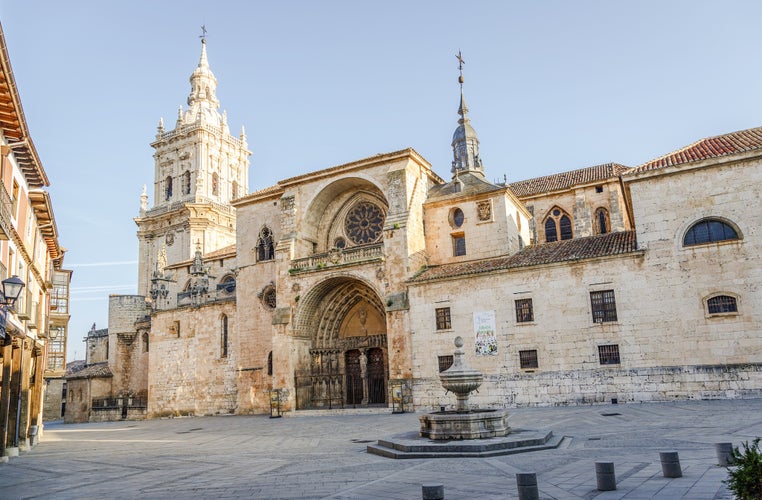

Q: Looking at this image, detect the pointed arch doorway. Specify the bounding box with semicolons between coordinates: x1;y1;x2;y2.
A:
294;277;388;409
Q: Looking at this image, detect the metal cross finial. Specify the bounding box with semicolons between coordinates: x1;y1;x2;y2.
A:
200;24;207;41
456;50;465;74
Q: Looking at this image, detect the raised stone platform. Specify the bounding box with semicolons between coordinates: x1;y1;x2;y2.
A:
367;428;565;459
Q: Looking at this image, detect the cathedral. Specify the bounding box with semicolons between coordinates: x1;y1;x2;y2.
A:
66;38;762;421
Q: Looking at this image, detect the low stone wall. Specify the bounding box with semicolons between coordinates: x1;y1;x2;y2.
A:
413;363;762;410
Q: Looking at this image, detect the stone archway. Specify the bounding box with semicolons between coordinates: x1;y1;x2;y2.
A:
294;277;388;409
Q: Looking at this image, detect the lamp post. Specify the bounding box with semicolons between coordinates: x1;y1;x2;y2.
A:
0;275;24;340
0;275;25;457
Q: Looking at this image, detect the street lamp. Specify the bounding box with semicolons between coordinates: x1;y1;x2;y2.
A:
2;275;25;307
0;275;25;340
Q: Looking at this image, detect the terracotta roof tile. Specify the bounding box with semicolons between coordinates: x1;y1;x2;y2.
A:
409;231;638;283
509;163;631;198
204;244;236;260
633;126;762;173
66;362;113;380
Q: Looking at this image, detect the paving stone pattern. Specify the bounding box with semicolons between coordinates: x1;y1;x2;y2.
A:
2;399;759;499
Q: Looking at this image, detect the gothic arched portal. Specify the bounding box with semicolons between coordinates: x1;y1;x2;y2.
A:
294;277;388;409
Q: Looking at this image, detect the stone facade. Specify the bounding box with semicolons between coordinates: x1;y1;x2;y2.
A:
97;38;762;422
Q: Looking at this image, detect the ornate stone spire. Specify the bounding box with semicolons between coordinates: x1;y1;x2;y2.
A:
451;51;484;178
183;36;222;126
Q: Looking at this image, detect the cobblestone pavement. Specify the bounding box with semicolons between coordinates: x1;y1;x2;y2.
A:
2;399;760;499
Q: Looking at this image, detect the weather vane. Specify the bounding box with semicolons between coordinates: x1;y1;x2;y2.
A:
200;24;207;41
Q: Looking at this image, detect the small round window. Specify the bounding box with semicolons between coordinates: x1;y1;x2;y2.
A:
553;209;561;217
334;237;346;249
452;208;464;228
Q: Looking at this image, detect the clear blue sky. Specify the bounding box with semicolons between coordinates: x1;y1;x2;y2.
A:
2;1;761;361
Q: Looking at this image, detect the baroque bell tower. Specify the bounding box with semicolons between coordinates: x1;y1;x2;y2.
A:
135;33;251;297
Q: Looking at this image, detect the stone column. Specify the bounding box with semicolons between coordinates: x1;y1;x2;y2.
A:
0;337;12;455
360;349;368;405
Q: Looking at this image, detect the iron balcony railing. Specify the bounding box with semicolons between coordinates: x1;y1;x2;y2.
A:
0;182;12;241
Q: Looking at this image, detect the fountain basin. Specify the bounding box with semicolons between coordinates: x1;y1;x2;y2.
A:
419;408;510;440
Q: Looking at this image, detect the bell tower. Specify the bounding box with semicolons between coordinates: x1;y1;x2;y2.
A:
135;34;251;297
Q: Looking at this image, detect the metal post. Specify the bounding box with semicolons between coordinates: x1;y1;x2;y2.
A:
421;483;444;500
659;451;682;478
595;461;616;491
516;472;539;500
715;442;734;466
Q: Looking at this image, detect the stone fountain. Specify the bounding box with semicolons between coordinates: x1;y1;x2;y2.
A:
418;336;510;440
367;336;560;458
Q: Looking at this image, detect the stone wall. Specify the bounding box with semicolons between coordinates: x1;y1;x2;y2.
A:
108;295;150;398
148;301;238;418
414;363;762;409
42;378;64;421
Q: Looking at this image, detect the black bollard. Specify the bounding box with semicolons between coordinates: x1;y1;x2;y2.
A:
595;461;616;491
422;483;444;500
715;442;734;466
516;472;539;500
659;451;682;478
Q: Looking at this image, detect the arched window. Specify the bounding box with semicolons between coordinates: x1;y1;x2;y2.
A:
267;351;273;376
218;275;236;294
165;176;173;200
257;227;275;261
142;332;149;353
231;181;238;199
544;208;573;242
212;173;219;196
684;218;739;246
706;295;738;315
220;314;228;358
594;208;610;235
544;218;557;242
182;171;191;195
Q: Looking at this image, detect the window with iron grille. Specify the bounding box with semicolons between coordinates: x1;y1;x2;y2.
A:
590;290;617;323
598;344;620;365
435;307;451;330
438;355;454;372
515;298;534;323
519;349;538;369
707;295;738;314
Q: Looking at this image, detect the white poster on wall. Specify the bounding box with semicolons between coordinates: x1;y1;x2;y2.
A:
474;310;497;356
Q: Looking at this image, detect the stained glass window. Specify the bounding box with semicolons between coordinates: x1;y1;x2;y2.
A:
345;202;385;245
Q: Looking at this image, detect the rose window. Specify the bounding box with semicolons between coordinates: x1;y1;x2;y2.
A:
345;202;385;245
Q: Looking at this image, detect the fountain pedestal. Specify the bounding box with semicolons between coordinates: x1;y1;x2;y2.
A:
419;409;510;440
419;336;510;440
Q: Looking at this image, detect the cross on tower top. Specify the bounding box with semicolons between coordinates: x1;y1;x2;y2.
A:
456;50;465;86
200;24;207;41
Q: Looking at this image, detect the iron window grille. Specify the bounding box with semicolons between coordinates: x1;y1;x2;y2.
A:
519;349;538;369
438;355;454;372
590;290;618;323
598;344;620;365
707;295;738;314
435;307;451;330
515;298;534;323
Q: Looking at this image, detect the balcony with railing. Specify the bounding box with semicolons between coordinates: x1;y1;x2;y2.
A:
289;243;384;274
0;182;12;241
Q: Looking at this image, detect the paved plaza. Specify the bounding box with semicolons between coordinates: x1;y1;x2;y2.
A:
1;399;760;499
